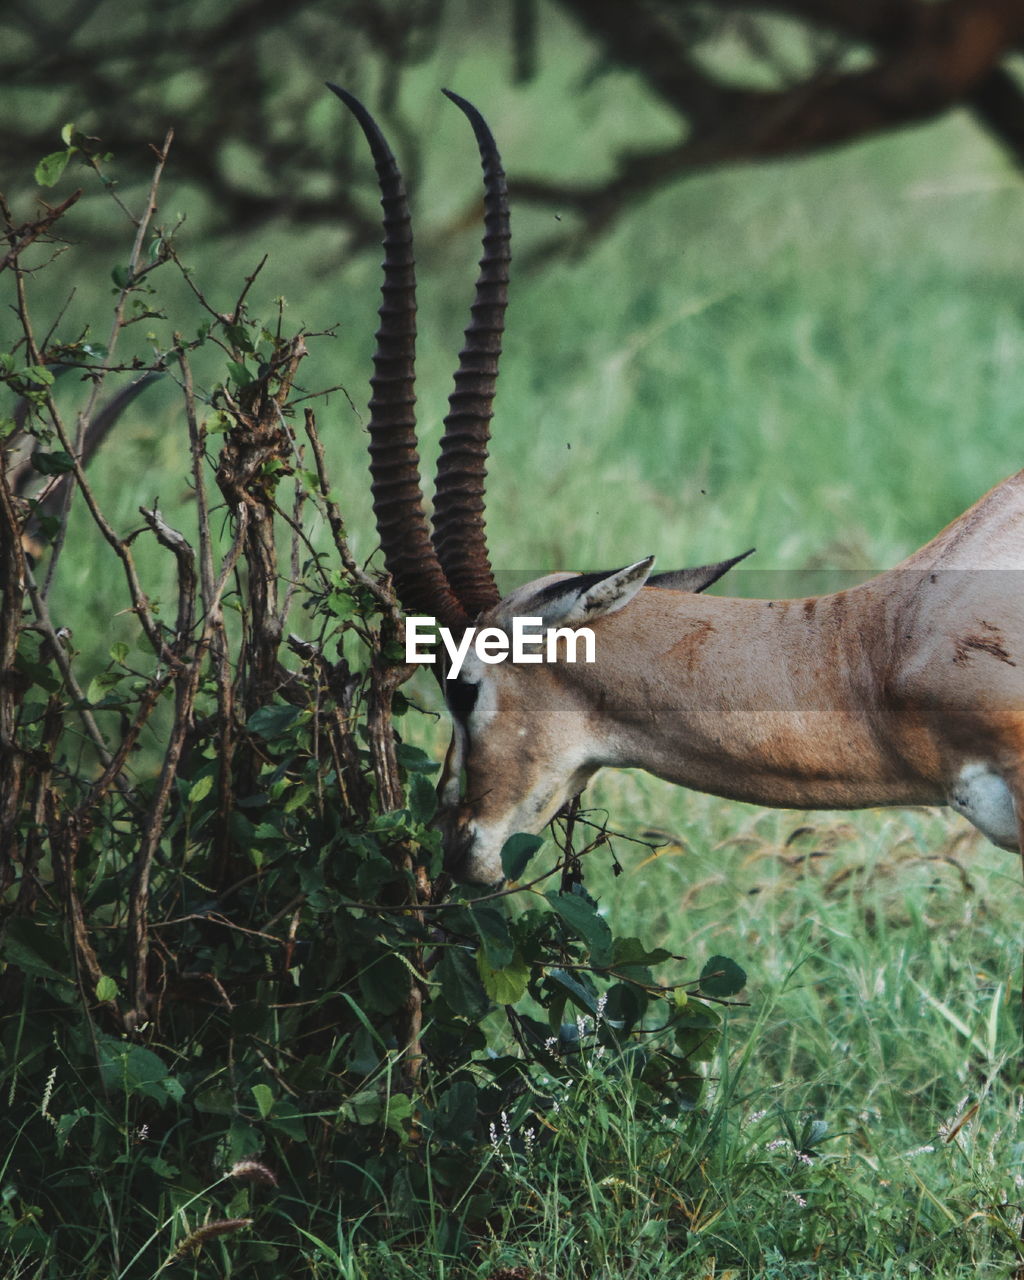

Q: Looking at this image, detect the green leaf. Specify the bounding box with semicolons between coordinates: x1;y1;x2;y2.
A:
188;773;215;804
698;954;747;998
223;322;255;354
35;150;74;187
329;588;359;620
604;981;647;1031
430;1080;477;1144
109;641;129;665
357;953;410;1015
383;1092;413;1139
99;1042;183;1104
251;821;286;846
501;832;544;881
545;888;613;967
31;450;75;476
408;771;437;823
95;975;118;1002
265;1097;305;1139
251;1084;274;1119
195;1086;235;1115
354;852;400;896
247;703;304;739
14;631;61;693
439;947;490;1021
612;936;672;968
86;672;125;705
673;1000;722;1063
801;1118;829;1151
477;950;529;1005
472;905;514;968
60;122;76;146
55;1107;88;1154
2;918;72;983
346;1089;382;1125
227;359;254;388
546;966;598;1015
394;742;439;774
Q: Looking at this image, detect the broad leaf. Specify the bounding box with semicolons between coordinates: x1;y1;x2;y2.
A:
439;948;490;1021
247;703;304;739
472;904;515;968
31;449;75;476
698;954;747;998
35;149;74;186
477;950;530;1005
545;888;613;967
501;832;544;880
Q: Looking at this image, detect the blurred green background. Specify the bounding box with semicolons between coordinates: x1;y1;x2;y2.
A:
5;0;1024;606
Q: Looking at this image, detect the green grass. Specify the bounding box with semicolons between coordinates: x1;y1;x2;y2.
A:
7;26;1024;1278
359;770;1017;1278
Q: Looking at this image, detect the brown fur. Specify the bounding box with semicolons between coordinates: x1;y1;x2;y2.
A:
442;471;1024;884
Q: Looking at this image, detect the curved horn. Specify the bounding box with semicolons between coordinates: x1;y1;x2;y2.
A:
431;88;507;616
327;83;469;631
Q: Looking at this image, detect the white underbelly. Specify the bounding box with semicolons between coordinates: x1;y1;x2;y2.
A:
947;763;1019;850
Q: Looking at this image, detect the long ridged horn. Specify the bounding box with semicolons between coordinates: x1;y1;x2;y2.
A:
327;83;469;631
431;89;506;616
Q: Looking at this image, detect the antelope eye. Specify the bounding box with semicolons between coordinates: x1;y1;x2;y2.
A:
445;675;479;723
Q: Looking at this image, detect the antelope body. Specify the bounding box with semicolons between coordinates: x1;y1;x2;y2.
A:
332;85;1024;886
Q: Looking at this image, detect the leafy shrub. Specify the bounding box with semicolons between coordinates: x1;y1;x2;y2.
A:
0;134;744;1278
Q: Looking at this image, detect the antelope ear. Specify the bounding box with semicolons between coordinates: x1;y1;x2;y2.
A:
529;557;655;626
648;547;755;594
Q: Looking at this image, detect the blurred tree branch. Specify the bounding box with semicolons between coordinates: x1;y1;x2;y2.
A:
2;0;1023;262
525;0;1024;254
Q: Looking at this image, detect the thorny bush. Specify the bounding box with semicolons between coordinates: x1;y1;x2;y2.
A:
0;133;745;1277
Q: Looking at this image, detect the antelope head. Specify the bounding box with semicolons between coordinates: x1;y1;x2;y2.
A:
332;87;746;884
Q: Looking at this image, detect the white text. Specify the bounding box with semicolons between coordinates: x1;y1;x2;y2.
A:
405;616;597;678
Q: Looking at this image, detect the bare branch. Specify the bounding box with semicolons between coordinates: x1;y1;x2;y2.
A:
44;130;174;581
0;189;82;273
302;408;403;623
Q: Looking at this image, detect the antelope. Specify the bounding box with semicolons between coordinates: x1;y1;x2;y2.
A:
332;85;1024;887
